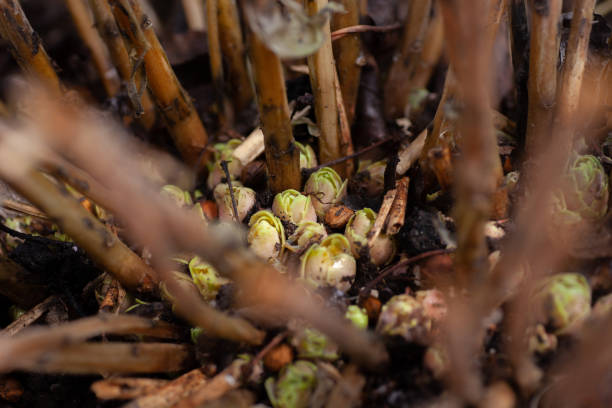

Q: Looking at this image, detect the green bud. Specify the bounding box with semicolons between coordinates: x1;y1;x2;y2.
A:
207;139;244;189
265;361;318;408
189;256;228;301
300;234;356;292
286;221;327;253
533;273;591;334
248;210;285;260
376;294;430;343
295;141;317;170
345;208;395;266
273;189;317;225
304;167;348;218
291;327;338;360
161;185;192;207
345;305;368;329
552;155;609;225
190;327;203;344
213;182;257;222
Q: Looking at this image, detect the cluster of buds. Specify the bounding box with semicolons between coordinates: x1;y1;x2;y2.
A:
552;154;609;225
345;208;395;266
296;141;317;170
286;221;327;253
300;234;356;292
272;189;317;226
207;139;244;189
188;256;228;301
376;293;437;344
213;182;256;222
290;325;338;360
532;273;591;334
304;167;348;218
248;210;285;261
265;361;318;408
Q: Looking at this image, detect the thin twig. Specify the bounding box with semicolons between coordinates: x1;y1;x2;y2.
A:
331;23;401;40
220;160;239;222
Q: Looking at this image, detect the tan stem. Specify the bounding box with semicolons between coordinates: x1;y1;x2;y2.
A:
89;0;156;128
383;0;432;120
91;378;170;400
116;0;210;167
218;0;254;112
206;0;232;127
525;0;563;153
65;0;120;97
305;0;344;177
248;30;301;193
332;0;361;124
0;0;61;93
121;368;207;408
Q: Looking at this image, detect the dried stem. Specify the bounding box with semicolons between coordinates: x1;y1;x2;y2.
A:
247;29;301;192
10;342;193;374
552;0;596;158
0;0;61;93
89;0;156;128
121;368;207;408
91;377;170;400
386;177;409;235
65;0;121;97
334;66;355;176
206;0;232;127
182;0;206;31
218;0;254;112
1;170;157;293
408;8;444;95
525;0;563;153
332;0;362;124
305;0;345;177
383;0;432;120
1;296;60;336
114;0;210;167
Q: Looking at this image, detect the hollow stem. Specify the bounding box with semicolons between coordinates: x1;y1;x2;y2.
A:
65;0;120;97
114;0;210;167
383;0;432;120
525;0;563;153
331;0;362;124
218;0;254;112
0;0;61;93
247;29;301;193
89;0;156;128
304;0;344;177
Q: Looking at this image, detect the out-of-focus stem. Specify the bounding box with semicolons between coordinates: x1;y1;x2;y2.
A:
218;0;254;112
408;6;444;93
206;0;232;128
248;30;301;193
332;0;361;124
118;0;210;168
0;0;61;93
552;0;596;158
3;170;157;294
383;0;432;120
89;0;156;128
525;0;562;153
305;0;344;177
182;0;205;31
334;67;355;176
65;0;120;97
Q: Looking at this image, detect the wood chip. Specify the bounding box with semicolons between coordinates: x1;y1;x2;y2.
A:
324;205;354;229
231;128;264;166
396;128;427;176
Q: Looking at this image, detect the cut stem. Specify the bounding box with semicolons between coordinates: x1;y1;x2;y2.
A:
89;0;156;128
114;0;210;167
0;0;61;93
525;0;563;153
305;0;345;177
247;29;301;193
331;0;362;124
218;0;254;112
65;0;120;97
